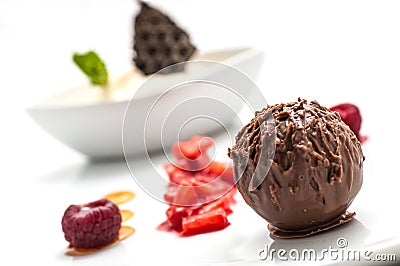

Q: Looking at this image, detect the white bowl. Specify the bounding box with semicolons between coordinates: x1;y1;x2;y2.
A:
27;47;265;159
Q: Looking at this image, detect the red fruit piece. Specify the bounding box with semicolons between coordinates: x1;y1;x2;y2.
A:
165;198;234;233
159;135;237;237
172;185;199;206
194;179;234;204
62;199;122;249
164;177;202;205
330;103;364;142
166;206;193;232
181;208;229;236
164;163;182;180
221;187;237;206
164;163;192;184
196;198;232;216
172;136;214;171
201;161;234;184
172;135;214;160
164;176;234;206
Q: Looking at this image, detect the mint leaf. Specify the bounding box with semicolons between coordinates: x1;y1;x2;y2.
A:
73;51;108;87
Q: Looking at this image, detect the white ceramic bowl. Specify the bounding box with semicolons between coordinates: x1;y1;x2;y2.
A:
27;47;265;159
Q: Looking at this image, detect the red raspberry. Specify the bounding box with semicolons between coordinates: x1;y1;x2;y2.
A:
330;103;363;142
61;199;122;249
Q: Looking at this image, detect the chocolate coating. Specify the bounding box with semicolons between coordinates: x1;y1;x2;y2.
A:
133;1;196;75
228;98;364;237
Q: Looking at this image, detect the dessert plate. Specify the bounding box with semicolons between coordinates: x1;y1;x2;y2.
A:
26;47;264;159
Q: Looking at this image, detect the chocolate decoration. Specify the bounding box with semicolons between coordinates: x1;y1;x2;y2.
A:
133;1;196;75
228;98;364;238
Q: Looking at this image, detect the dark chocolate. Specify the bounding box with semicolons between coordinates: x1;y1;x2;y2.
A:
133;1;196;75
228;98;364;238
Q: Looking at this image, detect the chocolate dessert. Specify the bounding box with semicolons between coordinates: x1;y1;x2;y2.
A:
228;98;364;238
133;1;196;75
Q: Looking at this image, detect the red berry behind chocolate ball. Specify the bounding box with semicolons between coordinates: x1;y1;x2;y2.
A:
330;103;362;141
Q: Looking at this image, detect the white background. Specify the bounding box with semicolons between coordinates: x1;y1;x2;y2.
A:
1;0;400;265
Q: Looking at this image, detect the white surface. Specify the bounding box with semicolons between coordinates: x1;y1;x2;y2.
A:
1;0;400;265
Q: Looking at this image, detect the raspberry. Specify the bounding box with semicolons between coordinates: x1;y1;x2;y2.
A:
330;103;364;142
61;199;122;249
133;1;196;75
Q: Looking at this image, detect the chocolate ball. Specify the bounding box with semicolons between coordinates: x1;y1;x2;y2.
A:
228;98;364;238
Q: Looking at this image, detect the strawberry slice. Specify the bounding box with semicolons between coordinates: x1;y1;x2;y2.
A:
172;136;214;171
159;135;237;237
166;206;192;232
172;185;199;206
196;199;232;216
172;136;214;160
201;161;234;184
181;208;229;236
164;163;193;184
221;187;237;206
194;179;233;204
164;163;181;179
